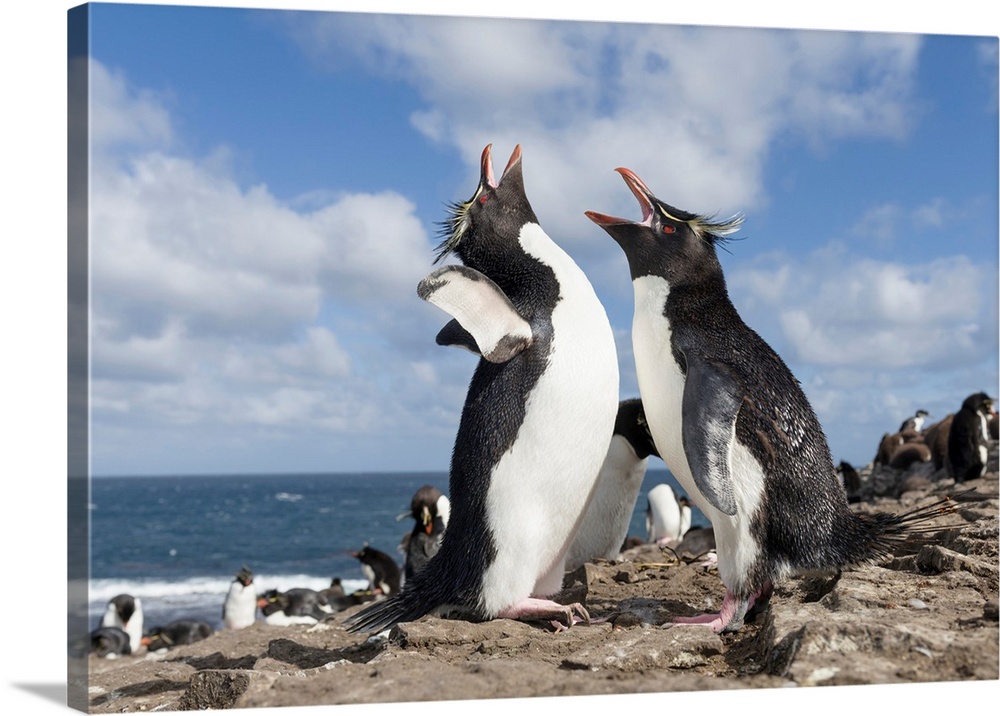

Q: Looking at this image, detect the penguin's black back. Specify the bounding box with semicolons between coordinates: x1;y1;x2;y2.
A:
667;275;910;579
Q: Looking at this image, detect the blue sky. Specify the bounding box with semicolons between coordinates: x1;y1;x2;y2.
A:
76;2;998;476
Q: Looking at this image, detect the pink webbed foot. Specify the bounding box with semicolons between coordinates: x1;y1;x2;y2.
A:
669;582;772;634
497;598;590;631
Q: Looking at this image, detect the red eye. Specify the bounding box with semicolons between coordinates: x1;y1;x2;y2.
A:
479;194;488;205
663;224;676;234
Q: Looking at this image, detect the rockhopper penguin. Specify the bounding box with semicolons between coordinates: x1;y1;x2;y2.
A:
947;391;995;482
401;485;450;581
100;594;144;654
347;144;619;633
586;167;959;633
222;565;257;629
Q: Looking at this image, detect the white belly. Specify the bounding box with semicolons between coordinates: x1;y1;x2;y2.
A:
478;224;619;614
630;276;764;593
566;435;648;570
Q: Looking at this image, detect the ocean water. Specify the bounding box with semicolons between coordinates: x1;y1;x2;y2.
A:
86;469;705;632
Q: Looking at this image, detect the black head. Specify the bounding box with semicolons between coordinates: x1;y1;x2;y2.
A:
410;484;444;532
434;143;539;267
961;392;995;415
234;565;253;587
109;594;136;623
586;168;742;287
613;398;659;460
353;545;393;566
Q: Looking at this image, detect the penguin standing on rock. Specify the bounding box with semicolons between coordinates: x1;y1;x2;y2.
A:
586;168;959;633
401;485;450;581
947;392;995;482
566;398;659;570
347;144;619;634
100;594;143;655
222;565;257;630
353;545;402;597
646;483;691;545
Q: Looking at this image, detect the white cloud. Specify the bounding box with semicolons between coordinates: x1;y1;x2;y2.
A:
734;252;992;368
729;246;997;464
291;17;923;240
87;59;465;473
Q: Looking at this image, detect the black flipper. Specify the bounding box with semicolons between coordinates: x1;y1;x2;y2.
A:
435;319;481;355
680;351;740;516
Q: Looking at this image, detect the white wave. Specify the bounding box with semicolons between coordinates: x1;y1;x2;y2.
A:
88;574;368;605
274;492;303;502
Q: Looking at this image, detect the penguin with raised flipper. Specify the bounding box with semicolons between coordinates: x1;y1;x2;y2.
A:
222;565;257;630
347;144;619;634
586;168;960;633
566;398;659;571
947;391;995;482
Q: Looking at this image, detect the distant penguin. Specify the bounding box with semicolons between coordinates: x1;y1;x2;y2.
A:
645;483;690;545
347;144;619;634
353;546;401;596
90;627;131;658
888;441;931;471
899;409;929;433
587;168;960;633
566;399;660;571
222;565;257;630
874;432;902;466
402;485;450;581
257;588;332;625
836;461;861;501
947;392;995;482
142;620;214;651
100;594;143;654
319;578;357;613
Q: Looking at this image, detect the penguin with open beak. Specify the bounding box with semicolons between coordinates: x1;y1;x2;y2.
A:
587;167;961;633
347;144;619;634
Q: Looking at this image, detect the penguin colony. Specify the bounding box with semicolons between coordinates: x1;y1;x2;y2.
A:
88;144;987;658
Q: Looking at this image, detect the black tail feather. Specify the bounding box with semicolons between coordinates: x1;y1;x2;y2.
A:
344;588;437;634
850;488;974;562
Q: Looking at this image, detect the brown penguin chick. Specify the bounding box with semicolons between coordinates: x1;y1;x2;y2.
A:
874;432;904;466
888;441;931;470
923;414;954;471
990;410;998;440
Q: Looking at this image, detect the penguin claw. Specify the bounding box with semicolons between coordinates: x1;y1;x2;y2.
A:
497;598;590;630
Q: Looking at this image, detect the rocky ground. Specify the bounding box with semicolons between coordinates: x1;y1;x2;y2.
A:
80;456;999;713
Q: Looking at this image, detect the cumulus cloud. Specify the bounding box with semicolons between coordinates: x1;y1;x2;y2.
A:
729;245;997;463
87;58;461;473
289;16;923;242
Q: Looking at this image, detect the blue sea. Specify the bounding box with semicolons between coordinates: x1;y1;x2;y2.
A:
86;469;705;632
